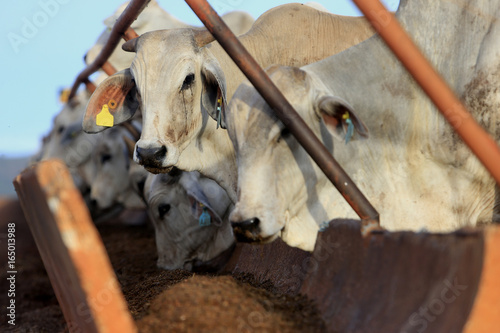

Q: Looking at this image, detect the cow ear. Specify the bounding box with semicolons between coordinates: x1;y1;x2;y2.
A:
83;69;139;133
179;172;229;226
316;96;369;143
201;59;227;129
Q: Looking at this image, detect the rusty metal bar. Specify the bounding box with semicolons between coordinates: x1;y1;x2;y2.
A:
83;79;96;94
185;0;379;224
101;61;118;76
14;160;138;333
352;0;500;185
124;27;139;40
67;0;150;100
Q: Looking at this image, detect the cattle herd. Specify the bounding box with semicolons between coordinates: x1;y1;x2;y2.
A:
33;0;500;271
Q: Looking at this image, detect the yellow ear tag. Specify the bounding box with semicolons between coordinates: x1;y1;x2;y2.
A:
59;89;70;104
96;104;114;127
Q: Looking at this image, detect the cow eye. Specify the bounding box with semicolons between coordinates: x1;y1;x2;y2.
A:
181;73;195;90
101;153;112;164
57;126;65;134
158;203;171;219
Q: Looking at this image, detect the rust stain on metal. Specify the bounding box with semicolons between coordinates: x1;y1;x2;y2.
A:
463;226;500;332
123;27;139;41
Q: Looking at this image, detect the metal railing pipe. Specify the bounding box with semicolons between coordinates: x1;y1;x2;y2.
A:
83;79;96;94
352;0;500;185
185;0;379;225
67;0;150;100
101;61;118;76
124;27;139;41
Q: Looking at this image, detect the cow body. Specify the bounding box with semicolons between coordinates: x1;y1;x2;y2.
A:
227;0;500;250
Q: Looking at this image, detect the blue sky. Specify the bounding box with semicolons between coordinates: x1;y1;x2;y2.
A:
0;0;399;158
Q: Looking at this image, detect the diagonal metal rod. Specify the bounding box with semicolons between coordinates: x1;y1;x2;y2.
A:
185;0;379;224
352;0;500;186
67;0;150;101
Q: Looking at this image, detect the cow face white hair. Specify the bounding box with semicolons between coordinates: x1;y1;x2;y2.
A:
227;66;368;250
144;170;234;271
83;29;226;175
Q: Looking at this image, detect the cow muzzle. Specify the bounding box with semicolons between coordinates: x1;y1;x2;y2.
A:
135;145;172;174
231;217;271;243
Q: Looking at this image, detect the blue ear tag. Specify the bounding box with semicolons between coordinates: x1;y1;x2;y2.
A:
319;221;330;232
199;206;211;226
216;97;222;129
342;112;354;144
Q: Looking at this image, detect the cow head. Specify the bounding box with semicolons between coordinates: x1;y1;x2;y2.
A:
42;90;100;168
226;66;368;250
144;170;234;271
83;29;228;175
89;126;145;210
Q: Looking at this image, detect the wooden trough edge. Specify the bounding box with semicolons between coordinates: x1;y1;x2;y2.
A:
13;160;137;333
12;160;500;332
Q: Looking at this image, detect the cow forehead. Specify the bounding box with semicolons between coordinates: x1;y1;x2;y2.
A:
132;29;201;68
130;30;202;99
150;183;186;207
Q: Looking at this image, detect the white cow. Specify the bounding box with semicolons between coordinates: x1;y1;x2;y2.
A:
85;0;254;72
83;3;374;204
41;90;98;193
227;0;500;251
144;170;234;271
89;123;147;210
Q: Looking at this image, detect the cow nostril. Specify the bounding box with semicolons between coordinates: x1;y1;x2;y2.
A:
154;145;167;162
90;199;98;208
231;217;261;243
242;218;259;227
136;145;167;165
135;146;144;163
231;217;260;228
